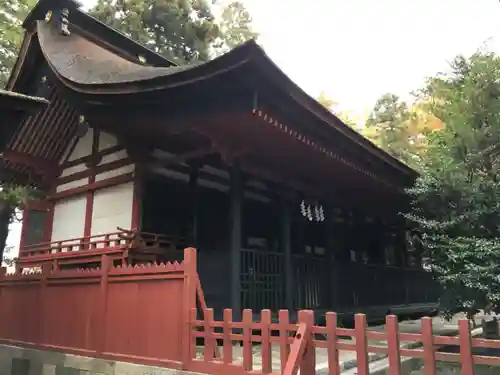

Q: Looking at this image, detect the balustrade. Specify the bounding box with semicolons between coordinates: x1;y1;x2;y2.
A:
239;248;437;313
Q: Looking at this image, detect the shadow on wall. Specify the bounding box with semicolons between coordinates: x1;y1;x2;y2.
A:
403;360;498;375
1;344;188;375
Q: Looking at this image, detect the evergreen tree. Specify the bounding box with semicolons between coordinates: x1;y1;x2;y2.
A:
366;94;414;165
365;93;444;169
217;1;257;52
406;52;500;316
91;0;257;64
0;0;36;87
316;91;359;129
0;0;35;264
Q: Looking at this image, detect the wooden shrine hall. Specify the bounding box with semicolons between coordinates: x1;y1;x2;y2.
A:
0;0;438;321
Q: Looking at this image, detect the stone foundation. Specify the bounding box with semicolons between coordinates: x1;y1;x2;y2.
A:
0;344;204;375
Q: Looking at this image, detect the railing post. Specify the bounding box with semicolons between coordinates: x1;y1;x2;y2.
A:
39;263;51;345
283;310;313;375
458;319;474;375
355;314;369;375
299;310;315;375
279;310;291;373
98;255;111;353
223;309;233;365
386;315;401;375
326;312;340;375
0;267;5;335
242;309;253;371
182;247;197;368
421;317;436;375
261;310;272;373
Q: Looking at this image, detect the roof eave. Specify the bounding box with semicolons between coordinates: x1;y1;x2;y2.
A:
23;0;175;69
248;51;418;179
34;16;416;181
0;90;49;112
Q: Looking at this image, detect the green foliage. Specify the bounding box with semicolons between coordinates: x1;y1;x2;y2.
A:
365;93;445;170
0;0;35;259
3;245;17;266
406;52;500;316
91;0;257;64
0;0;36;87
218;1;257;52
0;184;30;217
366;93;416;167
315;91;359;129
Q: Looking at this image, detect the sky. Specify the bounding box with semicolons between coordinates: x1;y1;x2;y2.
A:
5;0;500;262
239;0;500;121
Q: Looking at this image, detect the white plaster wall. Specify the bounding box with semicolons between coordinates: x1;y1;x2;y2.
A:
68;128;94;161
91;182;134;236
99;149;128;165
56;178;89;193
49;129;135;245
60;163;86;178
51;195;86;243
99;131;118;151
96;165;135;181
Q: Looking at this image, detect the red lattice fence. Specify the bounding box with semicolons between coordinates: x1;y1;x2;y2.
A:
188;308;500;375
0;248;198;368
2;247;500;375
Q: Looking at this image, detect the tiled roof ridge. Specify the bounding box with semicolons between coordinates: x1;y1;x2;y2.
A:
0;89;49;104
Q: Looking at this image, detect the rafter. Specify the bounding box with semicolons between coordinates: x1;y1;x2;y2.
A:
151;146;218;168
0;149;58;174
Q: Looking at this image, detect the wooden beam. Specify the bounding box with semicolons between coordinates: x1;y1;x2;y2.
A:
239;158;324;199
0;149;57;174
229;162;242;315
48;172;134;201
57;157;132;185
282;195;293;310
151;147;218;168
60;145;123;169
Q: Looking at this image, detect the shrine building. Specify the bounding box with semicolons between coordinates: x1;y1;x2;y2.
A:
0;0;438;321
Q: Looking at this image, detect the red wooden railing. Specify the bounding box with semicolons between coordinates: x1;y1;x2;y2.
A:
19;230;131;257
20;229;187;258
188;308;500;375
0;248;199;368
16;229;189;271
2;246;500;375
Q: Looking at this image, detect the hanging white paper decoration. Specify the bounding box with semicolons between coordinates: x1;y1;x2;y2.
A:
300;200;306;217
318;205;325;222
306;204;313;221
314;205;321;222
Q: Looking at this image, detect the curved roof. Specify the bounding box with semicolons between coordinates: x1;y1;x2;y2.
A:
0;89;48;110
0;89;50;185
35;19;417;183
3;0;418;199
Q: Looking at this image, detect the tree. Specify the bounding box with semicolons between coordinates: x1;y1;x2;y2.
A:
316;91;358;129
91;0;257;64
0;0;35;263
92;0;220;63
3;245;17;267
217;1;257;53
365;94;416;165
0;186;29;266
0;0;36;87
405;52;500;316
365;93;444;169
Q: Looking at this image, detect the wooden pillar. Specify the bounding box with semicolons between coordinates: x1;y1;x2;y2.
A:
188;163;200;247
131;164;144;230
326;205;337;308
229;163;242;313
282;198;293;310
